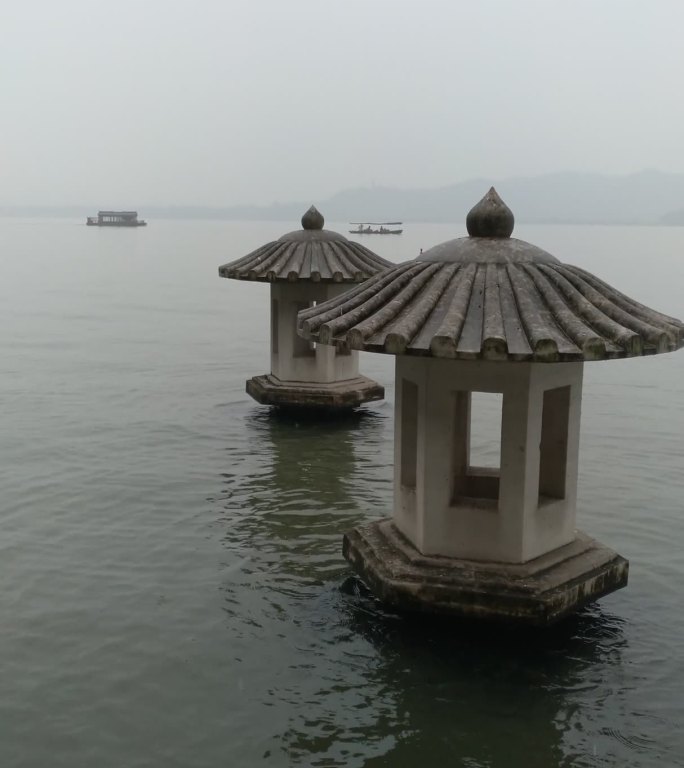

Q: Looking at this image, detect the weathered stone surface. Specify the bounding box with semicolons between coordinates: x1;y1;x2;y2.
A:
466;187;515;238
246;373;384;410
218;206;392;283
343;519;628;626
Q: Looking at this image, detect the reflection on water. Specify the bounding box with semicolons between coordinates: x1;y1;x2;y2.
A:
344;596;629;768
218;408;387;582
214;406;400;765
208;406;660;768
248;412;366;594
246;409;362;509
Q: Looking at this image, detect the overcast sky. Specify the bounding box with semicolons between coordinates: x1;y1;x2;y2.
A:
2;0;683;206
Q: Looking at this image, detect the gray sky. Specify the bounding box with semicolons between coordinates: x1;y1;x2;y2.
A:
2;0;683;206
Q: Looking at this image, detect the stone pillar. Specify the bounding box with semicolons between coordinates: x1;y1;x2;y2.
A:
393;357;583;564
270;283;360;384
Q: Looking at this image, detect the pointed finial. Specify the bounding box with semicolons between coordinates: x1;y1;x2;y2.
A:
466;187;514;238
301;205;324;230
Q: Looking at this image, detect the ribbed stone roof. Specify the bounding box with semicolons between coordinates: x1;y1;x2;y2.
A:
218;206;392;283
298;189;684;362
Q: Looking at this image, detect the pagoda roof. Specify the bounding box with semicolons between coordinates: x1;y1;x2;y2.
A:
218;206;392;283
298;189;684;362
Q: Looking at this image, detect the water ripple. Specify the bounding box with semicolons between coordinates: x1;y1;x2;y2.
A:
1;220;684;767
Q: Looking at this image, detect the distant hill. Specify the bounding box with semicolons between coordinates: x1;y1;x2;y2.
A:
659;208;684;226
4;170;684;225
312;170;684;224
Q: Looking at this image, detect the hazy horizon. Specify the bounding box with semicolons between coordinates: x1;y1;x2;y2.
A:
2;168;682;211
4;1;684;207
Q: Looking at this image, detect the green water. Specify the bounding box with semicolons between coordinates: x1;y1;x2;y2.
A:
0;218;682;766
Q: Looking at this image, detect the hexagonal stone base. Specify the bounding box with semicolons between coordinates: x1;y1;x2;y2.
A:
343;519;628;626
246;373;384;410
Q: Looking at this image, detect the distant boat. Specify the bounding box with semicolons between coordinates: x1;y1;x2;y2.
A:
87;211;147;227
349;221;403;235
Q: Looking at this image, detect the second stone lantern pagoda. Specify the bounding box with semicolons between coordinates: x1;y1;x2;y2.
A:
298;188;684;625
219;206;392;410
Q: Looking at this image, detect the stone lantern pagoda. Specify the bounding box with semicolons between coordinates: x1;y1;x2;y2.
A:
298;188;684;625
218;206;392;410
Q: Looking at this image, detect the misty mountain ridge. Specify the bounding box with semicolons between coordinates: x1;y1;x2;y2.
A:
4;170;684;226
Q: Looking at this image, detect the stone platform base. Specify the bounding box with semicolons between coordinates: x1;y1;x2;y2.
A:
246;374;384;410
343;519;628;626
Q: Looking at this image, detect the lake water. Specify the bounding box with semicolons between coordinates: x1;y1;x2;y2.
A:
0;217;683;767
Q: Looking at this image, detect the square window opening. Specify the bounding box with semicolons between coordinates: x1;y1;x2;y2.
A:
271;299;279;354
452;391;502;505
400;379;418;490
293;301;315;357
